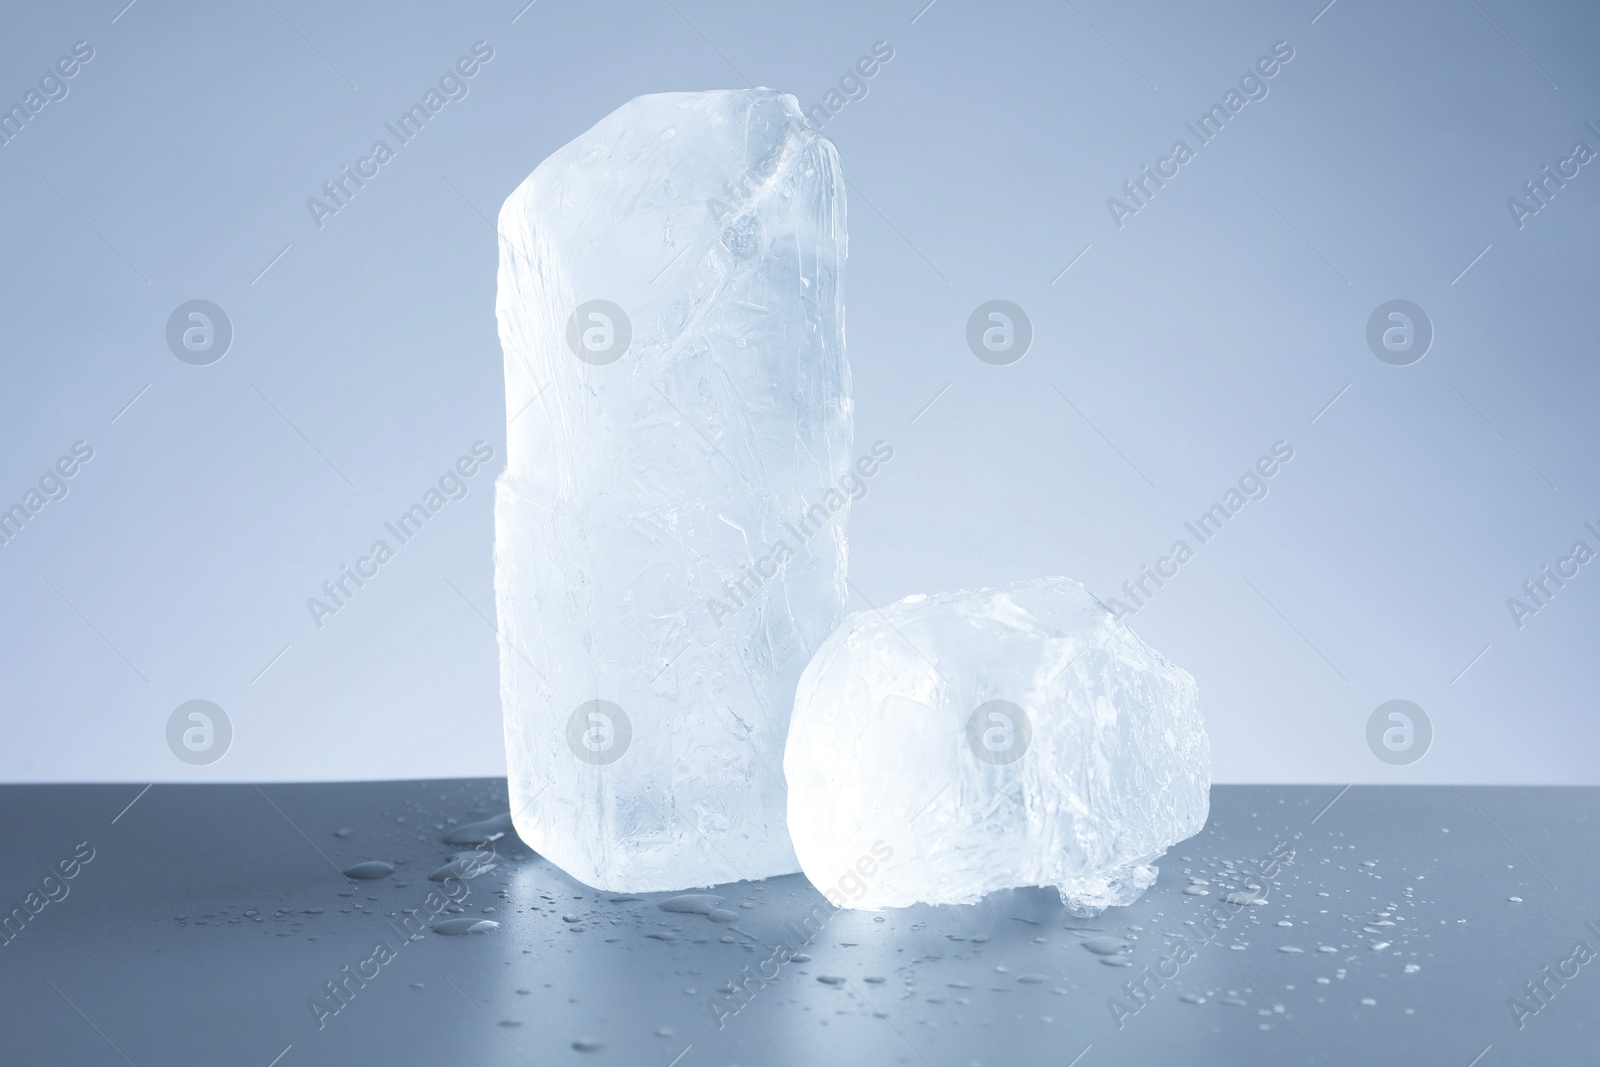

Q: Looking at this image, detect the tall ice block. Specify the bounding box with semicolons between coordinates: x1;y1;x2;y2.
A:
494;90;851;891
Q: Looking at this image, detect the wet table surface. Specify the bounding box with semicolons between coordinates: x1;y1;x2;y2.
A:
2;781;1595;1066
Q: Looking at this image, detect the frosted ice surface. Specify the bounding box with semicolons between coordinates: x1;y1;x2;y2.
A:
784;577;1209;913
494;90;851;892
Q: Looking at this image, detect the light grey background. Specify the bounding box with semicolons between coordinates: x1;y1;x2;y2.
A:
2;0;1596;784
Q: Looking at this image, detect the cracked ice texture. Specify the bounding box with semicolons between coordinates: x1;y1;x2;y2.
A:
784;578;1209;913
494;90;851;892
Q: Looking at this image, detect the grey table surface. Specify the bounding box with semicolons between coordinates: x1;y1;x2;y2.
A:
2;781;1595;1066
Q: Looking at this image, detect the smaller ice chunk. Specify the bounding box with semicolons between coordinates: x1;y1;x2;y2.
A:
783;576;1209;913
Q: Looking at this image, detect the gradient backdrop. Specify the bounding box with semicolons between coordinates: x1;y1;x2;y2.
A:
1;0;1596;784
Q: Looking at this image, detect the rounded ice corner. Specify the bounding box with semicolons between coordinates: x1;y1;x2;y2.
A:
1058;860;1161;918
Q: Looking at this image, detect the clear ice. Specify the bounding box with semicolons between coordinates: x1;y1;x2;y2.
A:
784;577;1210;913
494;89;851;892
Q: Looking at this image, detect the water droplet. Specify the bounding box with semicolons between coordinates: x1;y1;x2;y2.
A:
1279;946;1304;954
1081;937;1131;956
1183;885;1210;896
817;975;845;986
658;893;738;922
645;932;678;942
342;861;395;880
572;1038;603;1052
334;828;355;838
1403;964;1421;973
442;813;514;846
429;852;497;881
1508;896;1523;903
432;918;498;935
1360;997;1377;1006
